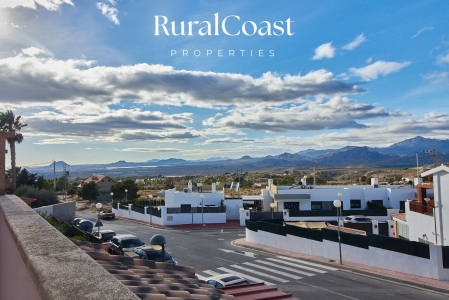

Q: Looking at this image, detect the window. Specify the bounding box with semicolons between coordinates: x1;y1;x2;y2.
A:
350;200;361;209
311;201;334;211
311;201;322;210
372;200;383;206
284;202;299;210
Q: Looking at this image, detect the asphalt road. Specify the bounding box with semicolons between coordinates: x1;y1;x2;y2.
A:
76;210;449;300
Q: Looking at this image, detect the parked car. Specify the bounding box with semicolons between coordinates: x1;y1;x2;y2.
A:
344;215;372;223
98;210;115;220
132;246;178;265
109;234;145;255
92;229;116;242
206;274;250;288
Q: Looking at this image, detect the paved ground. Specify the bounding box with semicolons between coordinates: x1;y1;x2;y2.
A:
118;216;449;295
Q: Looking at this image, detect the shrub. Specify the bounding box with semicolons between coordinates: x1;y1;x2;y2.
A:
16;185;59;208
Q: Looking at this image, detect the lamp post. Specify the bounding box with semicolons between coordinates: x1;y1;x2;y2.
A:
424;197;438;245
149;194;153;224
270;202;275;219
150;234;166;262
95;202;103;238
200;194;205;227
110;192;114;208
333;199;342;265
125;189;128;202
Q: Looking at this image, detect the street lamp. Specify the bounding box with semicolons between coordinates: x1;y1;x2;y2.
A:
95;202;103;238
125;189;128;202
333;199;342;265
110;192;114;208
150;234;166;262
200;194;205;227
424;198;438;245
149;195;153;224
270;203;275;219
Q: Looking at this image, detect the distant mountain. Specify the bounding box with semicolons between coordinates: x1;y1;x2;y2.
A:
297;146;357;157
25;136;449;179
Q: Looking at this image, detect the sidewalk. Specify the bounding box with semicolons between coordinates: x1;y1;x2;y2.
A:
117;216;449;294
232;238;449;295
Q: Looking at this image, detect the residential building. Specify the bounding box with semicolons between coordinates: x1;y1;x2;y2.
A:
80;174;116;201
399;165;448;245
265;178;416;215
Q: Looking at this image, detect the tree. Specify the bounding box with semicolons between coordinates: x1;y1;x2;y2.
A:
110;179;139;202
77;181;100;203
0;110;27;193
16;167;38;187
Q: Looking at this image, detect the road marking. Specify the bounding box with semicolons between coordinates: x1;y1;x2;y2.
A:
219;248;257;257
243;262;302;280
230;264;290;283
256;260;315;276
217;267;275;286
276;256;339;271
268;258;328;273
203;270;221;276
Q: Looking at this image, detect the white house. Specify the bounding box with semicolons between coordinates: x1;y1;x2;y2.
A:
266;178;416;214
400;165;448;245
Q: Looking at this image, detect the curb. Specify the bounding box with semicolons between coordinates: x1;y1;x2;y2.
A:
232;240;449;295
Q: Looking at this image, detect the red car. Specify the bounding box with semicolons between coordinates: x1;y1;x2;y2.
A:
98;210;115;220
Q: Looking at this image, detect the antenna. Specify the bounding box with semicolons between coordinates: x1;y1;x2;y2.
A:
416;153;419;178
423;148;441;167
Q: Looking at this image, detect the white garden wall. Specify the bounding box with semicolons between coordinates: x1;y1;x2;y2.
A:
246;228;449;280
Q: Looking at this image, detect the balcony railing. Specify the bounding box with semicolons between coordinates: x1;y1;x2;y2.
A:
409;201;433;216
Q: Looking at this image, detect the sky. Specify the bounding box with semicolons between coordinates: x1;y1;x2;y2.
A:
1;0;449;168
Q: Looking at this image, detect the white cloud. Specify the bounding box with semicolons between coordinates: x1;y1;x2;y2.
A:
21;47;45;56
96;2;120;25
0;0;73;11
366;56;373;64
422;71;449;84
0;52;363;108
411;26;434;39
312;42;335;60
437;52;449;65
349;60;411;81
343;33;366;50
203;96;405;132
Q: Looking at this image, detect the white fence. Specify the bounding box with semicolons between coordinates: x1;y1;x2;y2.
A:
113;205;226;226
246;228;449;281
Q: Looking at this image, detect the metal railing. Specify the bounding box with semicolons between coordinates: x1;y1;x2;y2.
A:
409;201;433;216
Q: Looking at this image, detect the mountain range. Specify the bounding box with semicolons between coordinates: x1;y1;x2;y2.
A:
27;136;449;179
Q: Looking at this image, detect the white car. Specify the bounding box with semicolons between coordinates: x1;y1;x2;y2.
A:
344;215;372;223
206;274;250;288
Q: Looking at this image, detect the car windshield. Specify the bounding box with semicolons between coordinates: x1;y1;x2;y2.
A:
122;238;143;248
101;233;115;241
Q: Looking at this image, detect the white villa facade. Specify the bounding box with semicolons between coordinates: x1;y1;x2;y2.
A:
266;178;417;214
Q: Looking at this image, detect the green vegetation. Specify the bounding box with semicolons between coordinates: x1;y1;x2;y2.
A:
15;185;58;207
0;110;27;193
77;181;100;203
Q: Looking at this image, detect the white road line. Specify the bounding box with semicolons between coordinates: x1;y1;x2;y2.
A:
203;270;222;276
268;258;328;273
276;256;339;271
217;267;275;286
243;262;302;280
231;264;290;283
257;260;315;276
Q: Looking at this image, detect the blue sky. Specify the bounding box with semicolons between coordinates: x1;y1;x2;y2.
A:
1;0;449;167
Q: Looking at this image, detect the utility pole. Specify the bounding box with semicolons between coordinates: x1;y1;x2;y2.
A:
423;148;441;167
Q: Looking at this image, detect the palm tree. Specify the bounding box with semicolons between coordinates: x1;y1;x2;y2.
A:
0;110;27;193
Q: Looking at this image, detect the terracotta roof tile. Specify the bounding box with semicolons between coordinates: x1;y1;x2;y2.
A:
74;240;297;300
